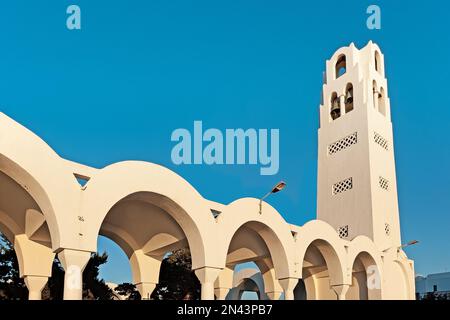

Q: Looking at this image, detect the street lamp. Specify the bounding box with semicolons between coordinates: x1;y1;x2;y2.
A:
383;240;419;252
400;240;419;249
259;181;286;214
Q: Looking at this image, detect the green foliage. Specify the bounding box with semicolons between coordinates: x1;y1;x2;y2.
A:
422;292;450;300
41;258;64;300
112;249;201;300
152;248;200;300
82;252;115;300
114;283;141;300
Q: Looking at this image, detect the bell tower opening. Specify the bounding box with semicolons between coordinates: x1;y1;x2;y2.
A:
335;55;347;78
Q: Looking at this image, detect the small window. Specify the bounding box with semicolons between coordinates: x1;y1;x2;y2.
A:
335;55;347;78
433;285;438;292
374;132;389;150
74;173;90;189
338;225;349;238
211;209;221;219
385;223;391;236
291;231;298;240
379;176;389;191
333;177;353;195
375;51;381;73
328;132;358;155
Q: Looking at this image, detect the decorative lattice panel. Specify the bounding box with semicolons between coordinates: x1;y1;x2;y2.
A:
379;176;389;191
338;225;349;238
328;132;358;155
374;132;389;150
333;177;353;195
385;223;391;236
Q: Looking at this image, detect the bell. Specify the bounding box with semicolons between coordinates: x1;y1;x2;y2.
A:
345;90;353;104
373;88;382;98
332;98;339;108
330;99;341;120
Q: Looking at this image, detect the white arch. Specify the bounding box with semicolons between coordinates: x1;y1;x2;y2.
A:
0;209;20;242
347;236;384;300
347;236;383;278
296;220;348;286
217;198;299;280
228;268;268;300
79;160;221;270
0;112;81;251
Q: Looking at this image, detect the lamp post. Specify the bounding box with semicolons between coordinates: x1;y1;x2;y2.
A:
399;240;419;249
383;240;419;252
259;181;286;214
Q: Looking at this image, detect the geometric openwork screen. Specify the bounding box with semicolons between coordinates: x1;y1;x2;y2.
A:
379;176;389;191
385;223;391;236
333;177;353;195
374;131;389;150
328;132;358;155
338;225;349;238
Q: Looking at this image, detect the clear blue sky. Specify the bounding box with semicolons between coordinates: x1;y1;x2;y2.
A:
0;1;449;284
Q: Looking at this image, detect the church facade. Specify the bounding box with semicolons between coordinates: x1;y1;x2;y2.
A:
0;42;415;300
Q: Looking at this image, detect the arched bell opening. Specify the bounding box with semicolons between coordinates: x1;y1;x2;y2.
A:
345;83;354;114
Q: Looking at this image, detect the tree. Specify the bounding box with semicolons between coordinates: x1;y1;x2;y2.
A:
82;252;114;300
114;283;141;300
152;248;201;300
112;249;201;300
422;292;450;301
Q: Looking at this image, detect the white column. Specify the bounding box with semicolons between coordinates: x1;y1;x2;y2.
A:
129;251;162;300
262;268;284;300
279;278;298;300
214;288;230;300
24;275;48;300
58;249;91;300
14;234;55;301
195;267;222;300
136;282;157;300
214;267;233;300
332;284;350;300
266;291;283;300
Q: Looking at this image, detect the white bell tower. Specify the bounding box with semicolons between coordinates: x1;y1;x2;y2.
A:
317;42;401;251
